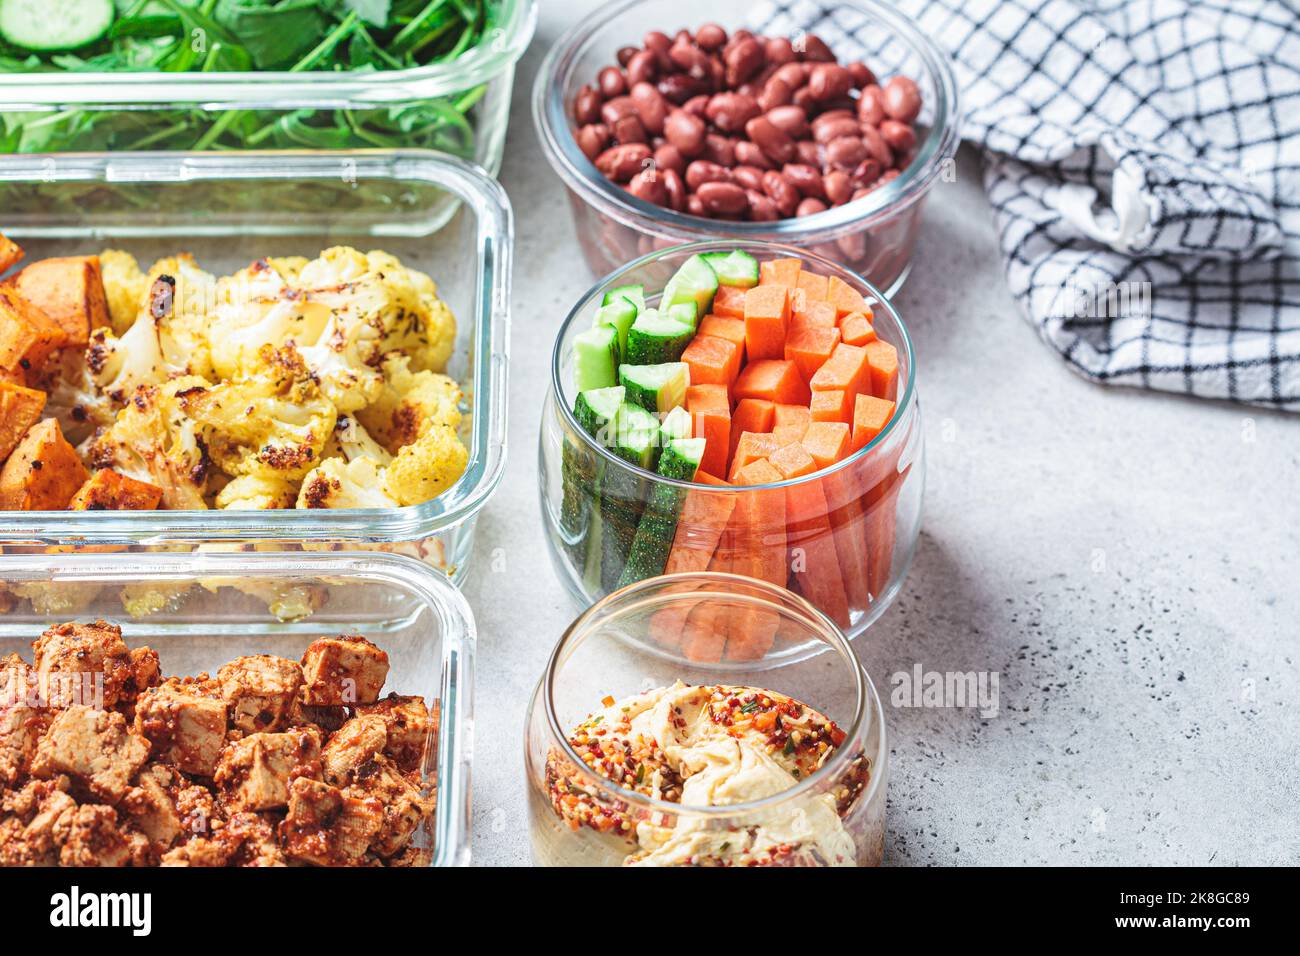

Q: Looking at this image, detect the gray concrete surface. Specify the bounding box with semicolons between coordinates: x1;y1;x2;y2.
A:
463;1;1299;866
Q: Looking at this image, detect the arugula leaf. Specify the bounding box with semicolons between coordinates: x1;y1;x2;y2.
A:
343;0;391;28
213;0;329;69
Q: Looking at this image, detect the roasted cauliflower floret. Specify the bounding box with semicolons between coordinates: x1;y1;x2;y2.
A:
327;415;392;465
99;249;149;335
214;474;299;511
383;425;468;506
85;315;171;406
296;314;385;413
297;457;399;510
357;353;462;453
180;345;336;483
87;376;213;510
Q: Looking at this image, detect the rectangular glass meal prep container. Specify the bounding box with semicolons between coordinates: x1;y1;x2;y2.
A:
0;150;510;587
0;0;536;200
0;549;475;866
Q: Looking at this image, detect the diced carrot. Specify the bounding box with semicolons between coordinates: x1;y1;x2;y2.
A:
810;343;871;406
810;388;853;423
784;325;840;383
827;275;868;318
863;339;900;401
796;270;829;305
729;398;774;468
851;394;895;451
801;420;851;470
838;311;877;346
712;285;748;319
786;478;851;627
771;423;807;446
772;403;811;431
687;384;731;479
729;431;781;480
734;359;811;406
743;284;790;360
682;333;742;387
698;313;747;354
789;299;837;331
759;257;801;288
725;459;787;660
769;442;816;480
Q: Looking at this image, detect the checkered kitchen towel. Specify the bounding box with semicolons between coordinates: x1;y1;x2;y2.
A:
759;0;1300;409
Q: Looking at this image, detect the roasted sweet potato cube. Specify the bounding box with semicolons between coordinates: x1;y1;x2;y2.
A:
0;418;89;510
11;256;111;349
0;286;65;376
0;233;21;273
0;381;46;463
300;635;389;705
68;469;164;511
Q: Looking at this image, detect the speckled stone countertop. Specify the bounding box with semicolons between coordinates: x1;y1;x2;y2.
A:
463;0;1299;866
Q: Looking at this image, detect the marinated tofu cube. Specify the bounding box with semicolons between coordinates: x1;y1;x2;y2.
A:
300;635;389;705
288;698;349;734
68;469;164;511
160;837;231;867
0;418;90;512
31;705;150;804
216;655;303;734
10;255;111;349
58;804;134;868
133;678;228;777
0;779;75;867
213;727;321;813
280;776;384;866
32;619;135;709
321;715;387;786
355;693;434;772
0;653;48;788
121;764;182;850
220;811;287;867
349;754;435;858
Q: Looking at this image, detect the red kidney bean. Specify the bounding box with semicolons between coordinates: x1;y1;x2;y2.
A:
745;115;796;164
850;158;882;188
687;193;707;216
696;23;727;51
735;140;774;169
653;143;685;175
674;29;692;45
773;61;808;89
670;40;712;77
658;73;707;105
577;123;610;161
782;162;825;198
880;168;901;182
824;169;852;205
859;124;893;167
627;50;658;87
685;160;733;191
765;37;797;66
797;196;828;216
683;94;711;118
575;85;603;126
706;92;761;133
732;164;764;191
792;85;817;112
598;66;627;98
762;169;800;216
812;115;860;145
596;143;652;182
724;36;764;86
795;140;821;166
857;84;886;126
883;76;922;122
825;135;868;170
757;76;793;111
808;63;852;101
664;108;707;156
701;133;735;166
847;61;876;88
628;167;667;205
696;180;749;214
629;82;669;135
880;118;917;153
662;168;687;211
746;190;781;221
765;104;809;139
599;95;637;125
612;114;646;145
617;46;638;67
799;34;836;62
644;31;675;71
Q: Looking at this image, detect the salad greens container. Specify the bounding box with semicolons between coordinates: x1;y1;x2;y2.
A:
0;0;535;179
0;149;510;593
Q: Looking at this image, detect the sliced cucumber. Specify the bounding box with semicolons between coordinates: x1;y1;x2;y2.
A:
572;324;619;393
593;297;638;363
619;361;689;415
573;385;625;447
659;405;693;444
611;402;662;470
660;254;719;318
603;283;645;314
702;250;760;288
0;0;114;51
617;437;707;587
626;308;694;365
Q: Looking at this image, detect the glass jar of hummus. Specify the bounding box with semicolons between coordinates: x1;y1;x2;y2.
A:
524;572;887;866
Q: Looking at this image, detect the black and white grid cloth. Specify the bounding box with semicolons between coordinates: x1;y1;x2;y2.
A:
759;0;1300;409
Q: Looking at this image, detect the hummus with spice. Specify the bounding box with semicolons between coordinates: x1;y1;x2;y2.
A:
545;681;870;866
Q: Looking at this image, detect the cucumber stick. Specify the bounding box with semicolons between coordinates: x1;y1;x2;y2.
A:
562;387;625;574
572;325;619;392
617;438;706;587
603;283;645;314
626;308;694;365
594;297;638;363
0;0;113;50
619;362;689;415
659;405;693;443
702;250;760;288
660;254;718;319
573;385;624;446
